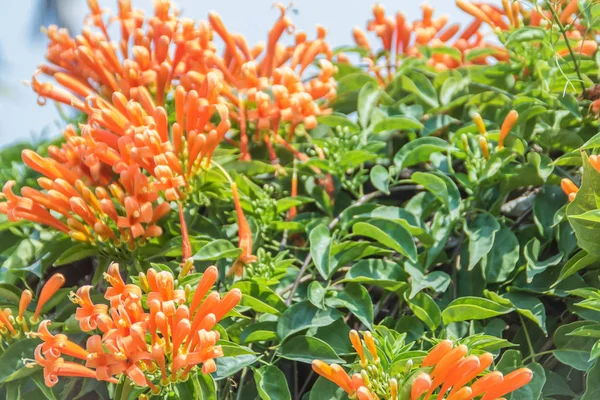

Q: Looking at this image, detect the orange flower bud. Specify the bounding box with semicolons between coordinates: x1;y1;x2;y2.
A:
33;274;66;322
498;110;518;149
481;368;533;400
473;113;487;135
349;330;366;366
19;290;33;320
411;373;432;400
423;340;453;366
479;136;489;160
561;178;579;202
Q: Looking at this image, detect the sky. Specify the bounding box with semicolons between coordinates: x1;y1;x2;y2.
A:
0;0;501;148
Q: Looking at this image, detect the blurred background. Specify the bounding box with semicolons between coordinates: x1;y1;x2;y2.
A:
0;0;502;148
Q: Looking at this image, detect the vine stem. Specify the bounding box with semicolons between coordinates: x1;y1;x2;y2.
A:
283;185;418;306
545;0;586;93
284;190;383;306
519;314;537;363
523;350;556;364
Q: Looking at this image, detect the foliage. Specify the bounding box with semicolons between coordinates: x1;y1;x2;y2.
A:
1;0;600;399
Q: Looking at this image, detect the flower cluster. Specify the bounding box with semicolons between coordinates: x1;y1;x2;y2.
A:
350;2;509;81
30;263;240;393
1;0;257;265
207;4;337;162
313;332;532;400
561;153;600;202
0;274;65;345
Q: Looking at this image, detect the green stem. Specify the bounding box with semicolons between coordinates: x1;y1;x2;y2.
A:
546;0;586;93
519;314;537;362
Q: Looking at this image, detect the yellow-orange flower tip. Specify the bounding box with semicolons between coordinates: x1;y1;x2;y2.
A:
362;331;379;362
356;386;374;400
411;373;432;400
447;386;473;400
479;136;489;160
480;368;533;400
33;273;66;322
589;154;600;172
422;339;453;366
499;110;518;149
349;330;366;365
561;178;579;202
473;112;486;135
19;290;33;320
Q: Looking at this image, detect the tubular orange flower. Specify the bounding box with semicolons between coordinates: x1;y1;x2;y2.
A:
480;368;533;400
32;262;241;392
479;136;489;160
472;113;486;135
498;110;518;149
423;340;453;366
228;182;257;277
33;274;66;322
411;373;432;400
314;334;532;400
206;5;335;162
18;290;33;320
350;329;367;367
561;178;579;202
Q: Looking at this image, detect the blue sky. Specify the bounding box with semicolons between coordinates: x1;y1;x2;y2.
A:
0;0;501;147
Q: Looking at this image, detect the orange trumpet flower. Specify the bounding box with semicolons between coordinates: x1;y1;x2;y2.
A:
314;334;532;400
32;263;241;392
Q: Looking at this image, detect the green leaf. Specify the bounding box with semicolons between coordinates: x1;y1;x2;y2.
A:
275;196;314;214
31;370;57;400
527;153;554;183
309;377;347;400
353;219;417;262
193;239;242;261
370;165;390;194
277;301;343;340
254;366;291;400
442;297;514;325
401;74;439;107
310;224;333;280
558;250;598;283
394;137;451;170
523;238;563;283
0;339;39;383
0;283;23;304
406;292;441;331
317;113;360;132
231;281;287;316
191;373;217;400
504;292;547;335
405;263;450;299
357;81;381;127
53;243;98;266
241;321;278;344
582;360;600;399
213;354;258;380
481;227;519;283
307;281;327;310
464;213;501;270
372;116;423;133
342;259;408;292
505;27;546;45
280;336;343;364
554;322;597;371
558;93;582;119
439;76;470;105
411;172;459;216
567;153;600;256
337;283;373;329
